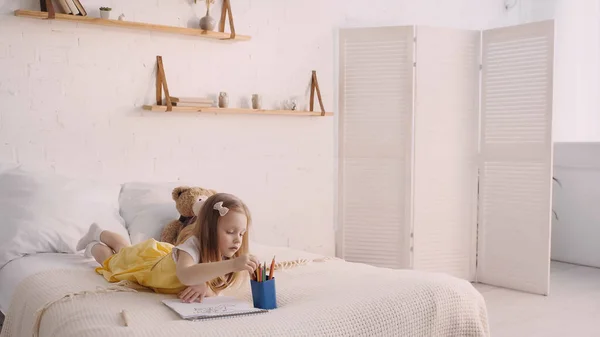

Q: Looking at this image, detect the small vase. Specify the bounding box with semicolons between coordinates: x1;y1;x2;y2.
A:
252;94;261;109
218;92;229;108
283;98;298;111
199;9;216;31
290;98;298;111
100;10;111;19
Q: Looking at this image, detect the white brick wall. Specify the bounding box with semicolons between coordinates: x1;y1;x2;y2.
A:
0;0;512;255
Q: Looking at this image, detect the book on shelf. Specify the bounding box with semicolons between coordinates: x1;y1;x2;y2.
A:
73;0;87;16
173;102;214;108
41;0;87;16
170;97;214;105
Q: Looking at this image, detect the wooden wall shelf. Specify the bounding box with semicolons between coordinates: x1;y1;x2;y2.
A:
13;10;251;41
149;55;331;117
143;105;333;116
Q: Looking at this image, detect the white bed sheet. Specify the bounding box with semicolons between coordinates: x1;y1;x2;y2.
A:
0;253;97;313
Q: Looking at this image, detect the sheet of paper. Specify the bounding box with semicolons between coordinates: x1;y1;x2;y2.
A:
162;296;261;319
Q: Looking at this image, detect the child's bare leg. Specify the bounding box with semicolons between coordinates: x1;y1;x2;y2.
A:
99;230;130;253
91;244;113;265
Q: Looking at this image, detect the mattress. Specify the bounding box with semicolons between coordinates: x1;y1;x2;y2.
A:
0;253;97;314
0;246;490;337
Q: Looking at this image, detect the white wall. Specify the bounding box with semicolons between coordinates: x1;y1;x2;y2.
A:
0;0;512;256
519;0;600;142
552;143;600;267
517;1;600;265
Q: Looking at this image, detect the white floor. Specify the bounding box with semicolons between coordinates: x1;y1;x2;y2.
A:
474;261;600;337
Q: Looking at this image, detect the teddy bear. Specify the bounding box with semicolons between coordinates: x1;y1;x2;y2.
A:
160;186;217;245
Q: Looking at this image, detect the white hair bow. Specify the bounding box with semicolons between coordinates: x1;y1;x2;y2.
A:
213;201;229;216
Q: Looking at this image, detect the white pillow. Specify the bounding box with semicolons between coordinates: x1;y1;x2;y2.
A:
249;241;327;263
119;182;189;244
0;167;130;268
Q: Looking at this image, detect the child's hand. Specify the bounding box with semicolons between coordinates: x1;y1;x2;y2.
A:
178;283;209;303
233;254;259;273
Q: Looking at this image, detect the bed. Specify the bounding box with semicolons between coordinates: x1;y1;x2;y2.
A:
0;248;489;337
0;253;98;314
0;165;490;337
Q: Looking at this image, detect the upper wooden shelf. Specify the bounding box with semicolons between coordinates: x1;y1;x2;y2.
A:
13;10;251;41
143;105;333;116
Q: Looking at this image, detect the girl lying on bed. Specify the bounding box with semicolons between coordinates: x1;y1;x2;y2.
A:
76;192;260;303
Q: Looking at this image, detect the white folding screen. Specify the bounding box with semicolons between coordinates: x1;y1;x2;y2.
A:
412;26;480;281
477;21;555;295
337;21;554;292
337;26;414;269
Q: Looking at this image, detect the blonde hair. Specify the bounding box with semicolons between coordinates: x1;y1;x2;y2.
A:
176;193;251;293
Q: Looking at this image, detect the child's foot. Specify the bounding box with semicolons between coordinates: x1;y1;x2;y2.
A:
77;223;105;251
84;241;107;258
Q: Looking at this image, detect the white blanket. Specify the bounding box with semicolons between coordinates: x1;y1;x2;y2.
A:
0;259;489;337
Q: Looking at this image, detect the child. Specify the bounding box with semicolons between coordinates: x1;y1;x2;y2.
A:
76;192;260;303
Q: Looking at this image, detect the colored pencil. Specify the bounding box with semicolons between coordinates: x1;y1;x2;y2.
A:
263;262;266;281
121;310;130;327
268;256;275;280
257;264;261;282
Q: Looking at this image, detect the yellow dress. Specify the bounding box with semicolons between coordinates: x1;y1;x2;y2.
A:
95;238;187;294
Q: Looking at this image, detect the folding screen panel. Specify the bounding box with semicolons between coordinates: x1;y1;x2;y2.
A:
477;21;555;295
412;26;480;281
337;26;414;269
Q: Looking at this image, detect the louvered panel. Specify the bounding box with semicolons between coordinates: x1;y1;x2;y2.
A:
484;35;549;144
342;158;407;269
338;26;414;269
412;26;480;281
477;21;554;295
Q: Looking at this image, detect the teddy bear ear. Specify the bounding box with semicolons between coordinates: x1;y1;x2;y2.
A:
172;186;191;201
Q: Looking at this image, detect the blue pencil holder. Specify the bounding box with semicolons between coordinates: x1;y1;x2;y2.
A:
250;278;277;310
